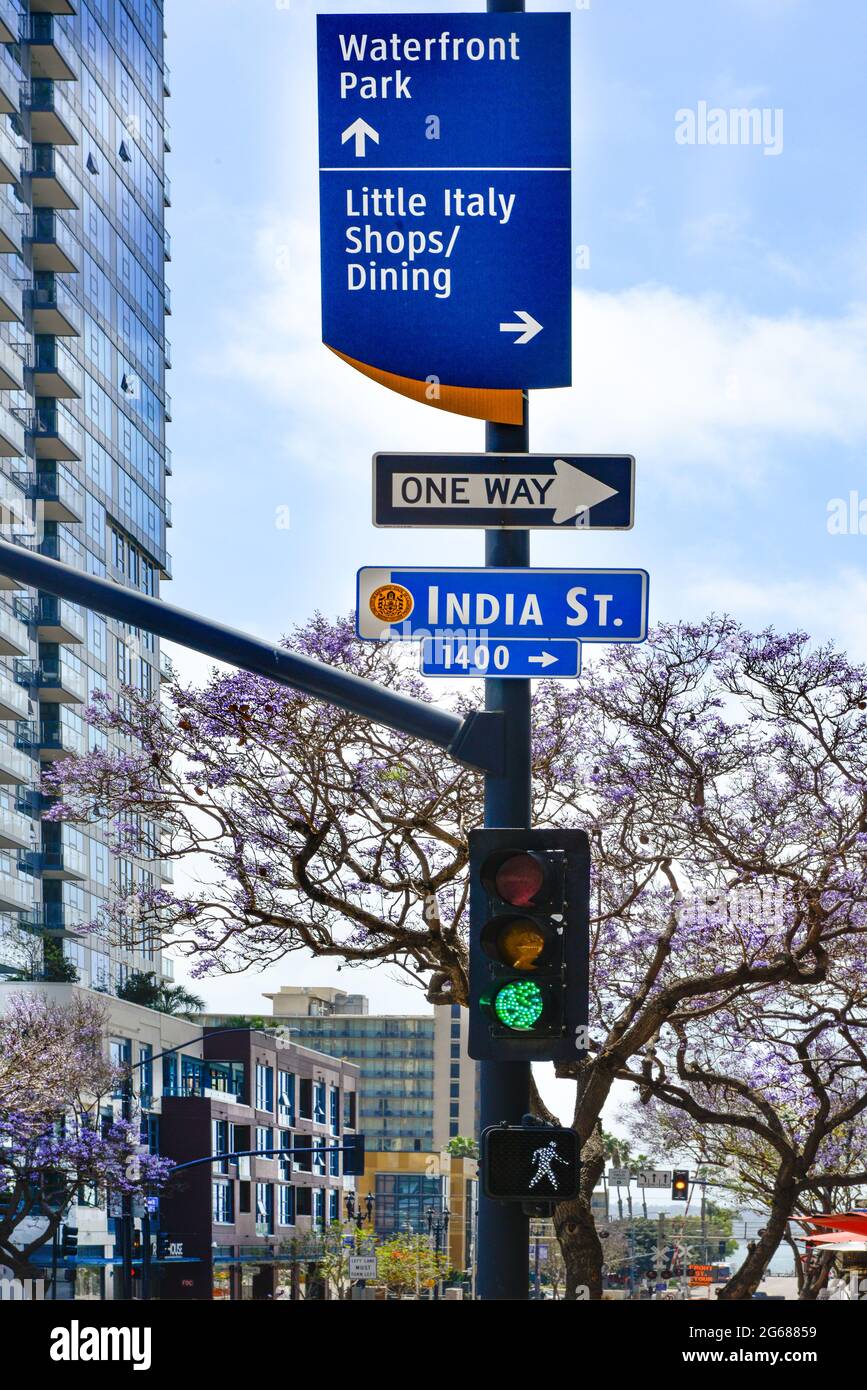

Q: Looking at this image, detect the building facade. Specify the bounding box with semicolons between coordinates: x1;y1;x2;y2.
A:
0;1;173;991
208;985;479;1154
159;1030;359;1301
0;981;360;1300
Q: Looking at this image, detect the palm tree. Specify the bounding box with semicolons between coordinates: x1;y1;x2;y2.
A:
117;970;206;1017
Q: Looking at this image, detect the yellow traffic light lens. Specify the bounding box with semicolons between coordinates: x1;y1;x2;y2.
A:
497;918;546;970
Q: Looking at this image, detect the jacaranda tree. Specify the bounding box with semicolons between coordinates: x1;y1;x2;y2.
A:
0;991;172;1283
42;614;867;1297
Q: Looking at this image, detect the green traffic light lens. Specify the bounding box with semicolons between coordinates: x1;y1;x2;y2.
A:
493;980;545;1031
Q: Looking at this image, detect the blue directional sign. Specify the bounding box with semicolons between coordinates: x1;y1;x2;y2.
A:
357;568;649;644
373;454;635;530
421;637;581;680
317;13;571;421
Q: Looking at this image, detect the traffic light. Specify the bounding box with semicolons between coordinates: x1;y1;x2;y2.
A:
671;1170;690;1202
342;1133;366;1177
468;827;590;1062
481;1124;580;1202
60;1226;78;1262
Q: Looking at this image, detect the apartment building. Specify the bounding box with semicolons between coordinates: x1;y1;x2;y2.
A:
0;0;173;992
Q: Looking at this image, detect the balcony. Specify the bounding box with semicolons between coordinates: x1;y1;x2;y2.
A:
27;79;77;145
36;595;83;644
19;903;84;938
29;1;77;14
33;336;82;398
0;399;25;456
0;122;22;185
29;145;78;209
0;265;23;323
164;230;171;262
37;532;85;570
38;839;88;878
0;606;29;657
0;49;21;116
0;738;34;784
32;466;82;522
164;446;172;477
0;336;25;391
163;174;171;208
0;195;23;255
163;63;171;97
37;652;85;703
165;498;172;527
28;16;78;83
0;1;19;45
36;714;84;760
0;870;34;914
28;210;80;273
31;401;82;462
0;669;30;721
160;551;172;582
29;274;81;334
164;392;172;423
0;804;33;851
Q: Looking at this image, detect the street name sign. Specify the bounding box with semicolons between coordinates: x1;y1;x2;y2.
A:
421;636;581;679
317;12;571;423
357;567;649;643
373;454;635;530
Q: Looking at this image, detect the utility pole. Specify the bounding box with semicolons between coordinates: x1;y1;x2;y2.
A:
478;0;532;1310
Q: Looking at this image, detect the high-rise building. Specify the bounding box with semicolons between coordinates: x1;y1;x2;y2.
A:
0;0;171;990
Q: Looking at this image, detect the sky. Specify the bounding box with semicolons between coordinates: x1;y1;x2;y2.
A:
159;0;867;1111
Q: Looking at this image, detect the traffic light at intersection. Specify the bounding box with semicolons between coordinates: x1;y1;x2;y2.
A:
468;827;590;1062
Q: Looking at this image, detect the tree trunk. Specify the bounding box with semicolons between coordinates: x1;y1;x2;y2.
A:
0;1244;42;1284
553;1196;603;1299
717;1178;796;1301
553;1125;606;1299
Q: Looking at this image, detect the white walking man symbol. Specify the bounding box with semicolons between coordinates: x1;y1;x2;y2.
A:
529;1140;569;1190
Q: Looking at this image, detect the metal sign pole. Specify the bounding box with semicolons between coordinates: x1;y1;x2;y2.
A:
478;0;532;1303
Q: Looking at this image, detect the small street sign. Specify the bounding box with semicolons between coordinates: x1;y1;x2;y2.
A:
420;636;581;679
634;1168;674;1189
373;453;635;530
317;12;571;421
357;567;649;643
607;1168;632;1186
349;1254;378;1281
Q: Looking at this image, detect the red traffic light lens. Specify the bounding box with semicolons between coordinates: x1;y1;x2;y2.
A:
494;854;546;907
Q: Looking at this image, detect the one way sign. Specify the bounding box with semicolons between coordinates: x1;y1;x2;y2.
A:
373;454;635;530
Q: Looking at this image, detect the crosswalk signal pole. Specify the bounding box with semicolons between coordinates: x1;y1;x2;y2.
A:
479;0;532;1308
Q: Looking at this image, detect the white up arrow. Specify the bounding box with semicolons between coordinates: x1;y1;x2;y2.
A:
527;651;559;668
499;310;543;345
341;118;380;157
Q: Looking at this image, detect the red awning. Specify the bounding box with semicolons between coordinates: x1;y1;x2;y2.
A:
800;1213;867;1237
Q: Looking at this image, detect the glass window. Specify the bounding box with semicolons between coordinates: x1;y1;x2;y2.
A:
212;1181;233;1225
278;1071;295;1123
313;1081;326;1125
255;1063;274;1112
278;1184;295;1227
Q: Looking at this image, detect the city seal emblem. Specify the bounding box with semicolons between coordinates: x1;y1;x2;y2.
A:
369;583;414;624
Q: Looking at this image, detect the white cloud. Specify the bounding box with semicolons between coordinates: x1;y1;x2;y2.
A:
208;219;867;505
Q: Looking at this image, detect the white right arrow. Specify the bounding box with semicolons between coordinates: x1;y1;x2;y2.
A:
341;118;380;157
549;459;619;525
528;651;559;668
499;310;543;345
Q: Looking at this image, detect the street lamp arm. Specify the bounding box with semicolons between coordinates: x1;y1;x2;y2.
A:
0;537;503;773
